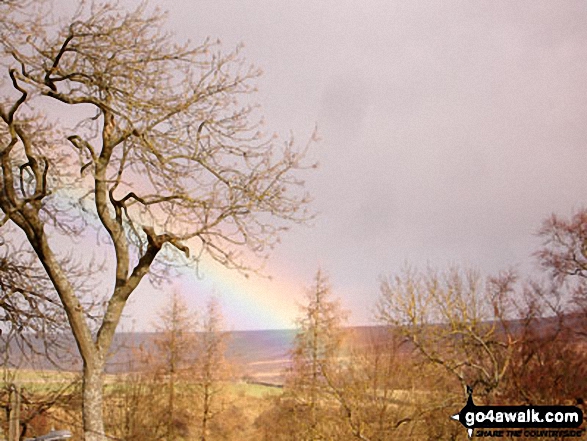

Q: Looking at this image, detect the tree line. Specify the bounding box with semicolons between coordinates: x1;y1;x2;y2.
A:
1;212;587;439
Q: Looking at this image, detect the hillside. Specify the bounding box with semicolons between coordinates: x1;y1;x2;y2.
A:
6;314;582;386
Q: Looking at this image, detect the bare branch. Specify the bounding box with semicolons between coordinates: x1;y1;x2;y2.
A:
0;2;314;439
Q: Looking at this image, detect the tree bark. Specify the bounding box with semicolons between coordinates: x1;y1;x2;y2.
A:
82;357;106;441
0;4;312;440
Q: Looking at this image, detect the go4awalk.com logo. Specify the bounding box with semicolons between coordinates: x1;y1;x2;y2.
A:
451;387;584;438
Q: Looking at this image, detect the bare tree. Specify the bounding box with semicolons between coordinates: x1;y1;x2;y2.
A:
0;2;313;439
377;267;516;401
0;237;85;441
502;282;587;406
502;210;587;404
536;210;587;281
194;297;230;441
536;210;587;335
323;329;417;441
0;240;64;363
104;333;170;441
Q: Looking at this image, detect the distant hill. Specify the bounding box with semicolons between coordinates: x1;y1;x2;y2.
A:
106;329;298;385
4;327;388;385
5;314;584;386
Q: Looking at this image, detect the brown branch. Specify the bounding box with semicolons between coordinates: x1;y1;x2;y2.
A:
7;69;27;124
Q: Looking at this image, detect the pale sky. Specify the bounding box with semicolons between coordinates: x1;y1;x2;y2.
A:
79;1;587;330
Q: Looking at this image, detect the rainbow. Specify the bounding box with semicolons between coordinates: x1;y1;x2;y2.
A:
174;257;303;331
27;189;305;331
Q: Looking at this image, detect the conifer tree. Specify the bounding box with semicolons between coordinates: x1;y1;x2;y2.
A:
154;290;198;440
194;297;230;441
287;270;347;440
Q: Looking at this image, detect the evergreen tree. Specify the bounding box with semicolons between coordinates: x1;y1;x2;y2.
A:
287;270;347;440
154;290;198;440
194;297;230;441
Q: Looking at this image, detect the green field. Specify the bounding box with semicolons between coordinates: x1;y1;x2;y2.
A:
227;381;283;398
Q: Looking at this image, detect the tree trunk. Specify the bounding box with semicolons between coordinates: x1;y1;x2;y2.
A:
8;384;20;441
83;358;106;441
201;381;210;441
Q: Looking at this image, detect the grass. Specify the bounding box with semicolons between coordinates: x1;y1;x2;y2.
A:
0;369;283;399
0;368;79;390
227;381;283;398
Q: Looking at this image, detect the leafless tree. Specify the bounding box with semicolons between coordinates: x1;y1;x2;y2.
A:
502;210;587;404
193;297;230;441
323;329;417;441
0;240;64;363
501;281;587;406
0;235;82;441
536;210;587;281
536;210;587;335
377;267;517;401
0;2;313;439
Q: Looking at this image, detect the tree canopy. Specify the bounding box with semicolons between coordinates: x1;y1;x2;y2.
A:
0;2;313;439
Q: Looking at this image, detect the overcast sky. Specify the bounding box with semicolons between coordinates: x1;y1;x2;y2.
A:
115;0;587;330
